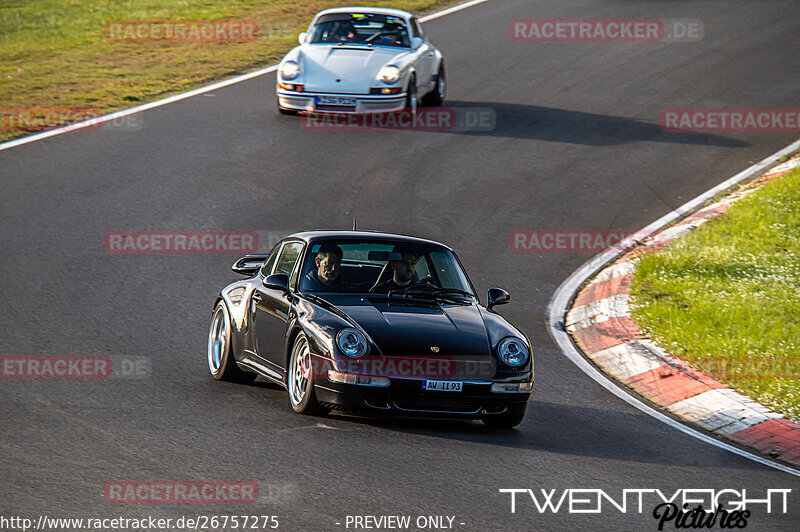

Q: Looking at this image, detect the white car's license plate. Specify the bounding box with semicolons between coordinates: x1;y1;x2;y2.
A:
423;380;463;392
318;95;357;106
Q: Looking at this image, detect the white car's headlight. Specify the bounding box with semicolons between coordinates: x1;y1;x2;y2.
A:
497;337;529;367
281;60;300;80
378;65;400;84
336;328;368;358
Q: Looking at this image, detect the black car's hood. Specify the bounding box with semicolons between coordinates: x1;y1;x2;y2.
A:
311;294;492;361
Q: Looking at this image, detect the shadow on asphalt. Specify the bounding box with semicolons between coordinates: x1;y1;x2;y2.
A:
321;399;760;469
439;100;751;147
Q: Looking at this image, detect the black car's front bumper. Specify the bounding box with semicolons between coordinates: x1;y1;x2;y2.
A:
314;377;531;418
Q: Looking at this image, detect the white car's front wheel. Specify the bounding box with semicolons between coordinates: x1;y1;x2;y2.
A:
403;75;418;116
422;64;445;106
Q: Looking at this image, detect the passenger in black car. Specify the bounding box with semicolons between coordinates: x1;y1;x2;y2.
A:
303;242;346;291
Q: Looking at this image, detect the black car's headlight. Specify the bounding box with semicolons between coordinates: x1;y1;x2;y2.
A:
497;337;529;367
281;60;300;80
336;327;368;358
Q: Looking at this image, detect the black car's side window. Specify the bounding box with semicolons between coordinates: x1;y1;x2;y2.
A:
260;243;282;277
274;242;304;277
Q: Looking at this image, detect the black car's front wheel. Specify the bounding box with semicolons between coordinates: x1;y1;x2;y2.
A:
287;332;328;415
481;403;527;429
208;302;257;383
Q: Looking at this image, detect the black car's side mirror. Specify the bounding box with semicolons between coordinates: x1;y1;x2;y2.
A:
487;288;510;311
232;254;268;276
263;273;290;294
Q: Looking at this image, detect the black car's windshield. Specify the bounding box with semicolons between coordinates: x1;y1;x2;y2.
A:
298;239;475;297
309;13;410;48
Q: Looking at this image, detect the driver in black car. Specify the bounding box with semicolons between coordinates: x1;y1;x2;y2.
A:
371;251;431;293
303;242;347;291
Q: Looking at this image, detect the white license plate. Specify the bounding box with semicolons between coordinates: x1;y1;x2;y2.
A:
318;95;357;106
423;380;463;392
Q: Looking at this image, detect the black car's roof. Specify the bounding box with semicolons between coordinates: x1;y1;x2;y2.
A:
285;230;453;250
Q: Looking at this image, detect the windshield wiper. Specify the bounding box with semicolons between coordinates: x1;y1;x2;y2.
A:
386;286;474;303
431;288;475;298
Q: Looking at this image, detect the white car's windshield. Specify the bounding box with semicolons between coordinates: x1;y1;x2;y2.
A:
309;13;410;48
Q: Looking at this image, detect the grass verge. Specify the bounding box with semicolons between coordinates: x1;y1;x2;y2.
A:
629;166;800;421
0;0;458;142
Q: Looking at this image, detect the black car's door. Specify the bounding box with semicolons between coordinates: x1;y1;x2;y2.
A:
253;241;304;377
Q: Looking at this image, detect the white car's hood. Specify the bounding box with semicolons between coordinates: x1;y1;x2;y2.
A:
299;45;410;93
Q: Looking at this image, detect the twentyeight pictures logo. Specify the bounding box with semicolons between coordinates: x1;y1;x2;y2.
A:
500;488;792;529
104;231;258;254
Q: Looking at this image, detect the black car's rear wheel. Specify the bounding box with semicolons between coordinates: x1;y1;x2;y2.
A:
208;302;257;383
287;332;328;415
481;403;527;429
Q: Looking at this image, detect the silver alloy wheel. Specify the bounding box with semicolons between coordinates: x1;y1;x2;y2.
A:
289;337;312;406
207;304;229;374
438;73;446;100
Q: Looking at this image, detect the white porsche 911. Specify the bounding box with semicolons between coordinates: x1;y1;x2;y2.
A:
276;7;445;115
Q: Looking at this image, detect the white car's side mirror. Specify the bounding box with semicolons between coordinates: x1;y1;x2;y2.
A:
411;36;423;49
298;32;307;44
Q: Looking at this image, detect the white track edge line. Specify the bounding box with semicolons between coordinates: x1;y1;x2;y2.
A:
547;137;800;478
0;0;489;153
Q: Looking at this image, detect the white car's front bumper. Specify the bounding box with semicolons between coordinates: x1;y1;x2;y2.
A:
277;89;406;114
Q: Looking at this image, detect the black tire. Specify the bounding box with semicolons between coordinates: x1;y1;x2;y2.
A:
287;332;328;416
481;403;527;429
207;302;257;384
421;63;445;106
403;75;418;116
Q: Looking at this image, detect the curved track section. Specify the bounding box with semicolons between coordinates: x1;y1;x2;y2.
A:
2;0;799;529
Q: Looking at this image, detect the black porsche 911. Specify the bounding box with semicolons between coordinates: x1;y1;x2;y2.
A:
207;231;533;428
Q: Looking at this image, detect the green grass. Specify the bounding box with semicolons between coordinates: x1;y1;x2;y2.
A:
629;166;800;421
0;0;457;141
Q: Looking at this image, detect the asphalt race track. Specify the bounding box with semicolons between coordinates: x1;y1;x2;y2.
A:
2;0;799;530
